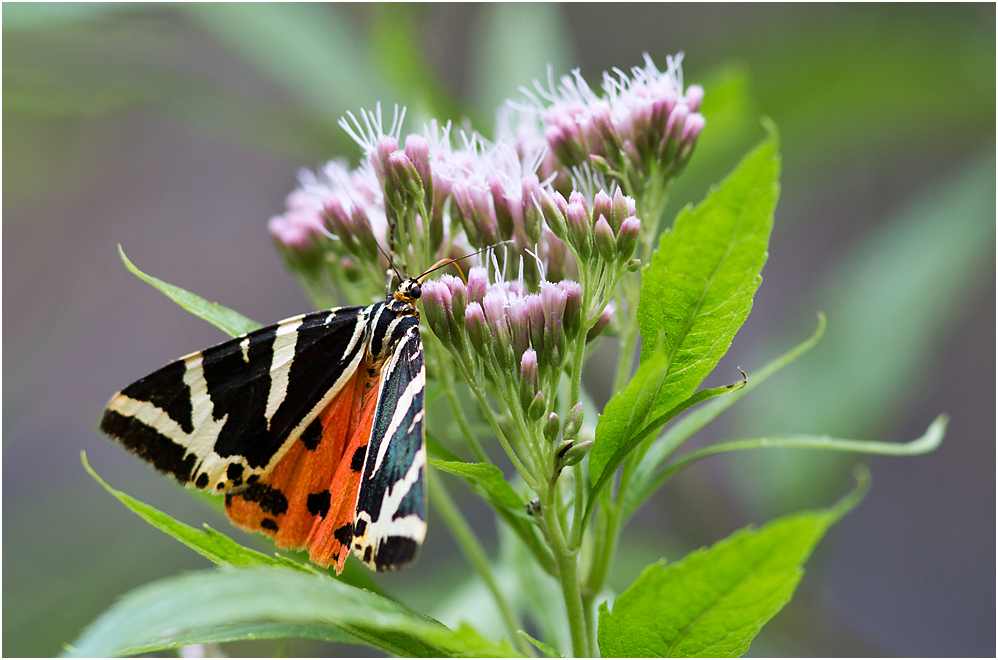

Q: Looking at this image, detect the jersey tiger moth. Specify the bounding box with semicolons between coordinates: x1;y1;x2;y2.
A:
100;276;428;574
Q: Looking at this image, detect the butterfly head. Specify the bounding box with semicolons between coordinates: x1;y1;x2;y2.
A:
393;277;422;305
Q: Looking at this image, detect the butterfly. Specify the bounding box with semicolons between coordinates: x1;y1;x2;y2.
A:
100;272;433;574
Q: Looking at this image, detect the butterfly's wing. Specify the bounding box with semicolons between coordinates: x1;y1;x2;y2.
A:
351;319;428;572
100;305;370;494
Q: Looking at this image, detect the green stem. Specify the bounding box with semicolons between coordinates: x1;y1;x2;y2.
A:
456;357;540;491
439;360;490;463
542;509;588;658
583;502;618;599
428;472;533;657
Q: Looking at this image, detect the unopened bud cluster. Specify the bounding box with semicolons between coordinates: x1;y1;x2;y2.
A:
540;186;641;269
421;268;610;410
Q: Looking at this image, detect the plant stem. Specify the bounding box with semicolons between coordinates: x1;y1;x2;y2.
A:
428;472;533;657
439;360;490;463
546;518;588;658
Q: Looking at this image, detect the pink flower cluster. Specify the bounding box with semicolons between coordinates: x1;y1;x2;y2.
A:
422;267;614;410
504;52;705;191
267;53;702;302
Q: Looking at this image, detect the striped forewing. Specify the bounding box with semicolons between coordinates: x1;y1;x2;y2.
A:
101;305;371;492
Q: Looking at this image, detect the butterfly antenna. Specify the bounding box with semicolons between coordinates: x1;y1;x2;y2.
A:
375;240;404;288
417;241;512;285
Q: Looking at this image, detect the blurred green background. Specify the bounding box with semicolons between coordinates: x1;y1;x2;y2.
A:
4;3;994;657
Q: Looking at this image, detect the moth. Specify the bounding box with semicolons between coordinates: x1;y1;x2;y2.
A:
100;273;431;574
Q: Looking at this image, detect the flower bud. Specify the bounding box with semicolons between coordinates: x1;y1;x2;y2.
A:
452;182;483;248
540;190;569;240
268;212;319;252
387;151;424;208
374;135;399;178
525;294;545;359
447;276;468;337
520;174;543;244
684;84;705;113
430;172;451;250
566;200;592;260
562;402;584;442
404;134;433;205
587;302;615;343
440;275;466;346
592;106;624;170
559;440;592;468
554;439;574;462
659;103;689;164
465;302;488;357
594;214;616;263
421;281;452;347
627;258;641;272
507;302;531;358
351;207;380;262
588;154;614;178
467;267;488;306
610;187;633;234
592;190;613;230
677;113;706;164
545;231;569;283
558;280;582;339
544;316;566;368
488;174;516;241
544;412;561;444
483;292;512;368
519;349;539;411
323;198;357;252
616;215;641;262
528;391;546;421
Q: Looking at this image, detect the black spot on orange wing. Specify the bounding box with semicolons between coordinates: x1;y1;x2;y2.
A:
333;524;353;548
350;445;366;472
307;490;331;517
300;418;322;451
261;518;279;532
240;481;289;516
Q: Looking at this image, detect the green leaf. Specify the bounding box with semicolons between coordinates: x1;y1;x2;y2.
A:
119;622;356;655
588;374;745;515
117;245;262;338
631;415;945;516
621;313;826;519
67;566;517;658
518;631;563;658
591;128;780;496
430;459;525;513
82;452;311;573
598;468;870;658
638;124;780;367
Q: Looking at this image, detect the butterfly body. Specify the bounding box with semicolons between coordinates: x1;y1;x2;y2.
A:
101;279;427;573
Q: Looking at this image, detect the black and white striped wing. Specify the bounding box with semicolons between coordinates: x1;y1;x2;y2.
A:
100;305;372;492
351;319;427;572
